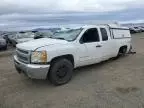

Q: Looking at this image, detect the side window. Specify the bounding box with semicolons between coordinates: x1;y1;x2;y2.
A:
81;28;100;43
100;28;108;41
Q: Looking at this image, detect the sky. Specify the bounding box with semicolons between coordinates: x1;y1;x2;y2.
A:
0;0;144;31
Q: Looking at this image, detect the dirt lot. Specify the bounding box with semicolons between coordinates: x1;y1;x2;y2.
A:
0;33;144;108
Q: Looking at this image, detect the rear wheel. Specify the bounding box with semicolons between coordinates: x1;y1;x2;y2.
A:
113;46;127;59
119;46;127;56
48;58;73;86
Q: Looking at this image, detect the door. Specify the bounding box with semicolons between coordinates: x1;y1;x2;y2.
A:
99;27;115;60
78;28;103;66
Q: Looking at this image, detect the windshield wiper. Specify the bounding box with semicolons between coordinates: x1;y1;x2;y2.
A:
54;37;65;40
49;36;65;40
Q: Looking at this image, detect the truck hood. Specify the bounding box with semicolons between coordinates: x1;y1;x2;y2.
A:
16;38;68;50
17;38;34;43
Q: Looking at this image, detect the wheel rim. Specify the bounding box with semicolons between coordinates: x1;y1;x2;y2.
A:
123;48;127;53
56;65;68;79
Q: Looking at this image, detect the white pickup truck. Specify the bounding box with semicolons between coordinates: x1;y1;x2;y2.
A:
14;24;132;85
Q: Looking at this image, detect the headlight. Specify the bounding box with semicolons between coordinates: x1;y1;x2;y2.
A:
31;50;47;64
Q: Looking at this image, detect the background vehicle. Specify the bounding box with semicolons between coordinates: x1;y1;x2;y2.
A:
139;26;144;32
1;32;17;45
133;27;141;33
14;24;131;85
129;27;141;33
0;36;7;50
34;31;53;39
129;27;137;33
11;32;35;47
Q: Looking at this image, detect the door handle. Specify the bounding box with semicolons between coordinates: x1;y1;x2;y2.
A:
96;45;102;48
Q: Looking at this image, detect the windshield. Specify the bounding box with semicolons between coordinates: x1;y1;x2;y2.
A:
52;28;82;41
35;31;53;38
16;32;35;39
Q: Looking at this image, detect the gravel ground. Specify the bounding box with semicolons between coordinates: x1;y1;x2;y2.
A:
0;33;144;108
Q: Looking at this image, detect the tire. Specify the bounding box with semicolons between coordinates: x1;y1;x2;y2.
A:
113;47;127;60
121;47;127;56
117;47;127;57
48;58;73;86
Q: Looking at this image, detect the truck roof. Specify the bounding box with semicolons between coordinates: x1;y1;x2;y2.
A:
58;23;129;30
80;24;129;30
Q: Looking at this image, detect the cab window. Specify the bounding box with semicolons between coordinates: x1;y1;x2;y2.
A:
80;28;100;43
100;28;108;41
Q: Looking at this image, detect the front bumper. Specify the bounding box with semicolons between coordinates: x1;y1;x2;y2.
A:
14;55;50;79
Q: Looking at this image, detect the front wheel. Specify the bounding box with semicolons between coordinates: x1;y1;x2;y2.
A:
48;58;73;86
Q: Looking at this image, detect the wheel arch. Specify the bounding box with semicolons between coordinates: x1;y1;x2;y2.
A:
119;45;128;52
50;54;75;66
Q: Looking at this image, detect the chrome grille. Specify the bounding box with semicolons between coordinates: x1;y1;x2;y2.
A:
17;48;29;54
16;48;30;64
